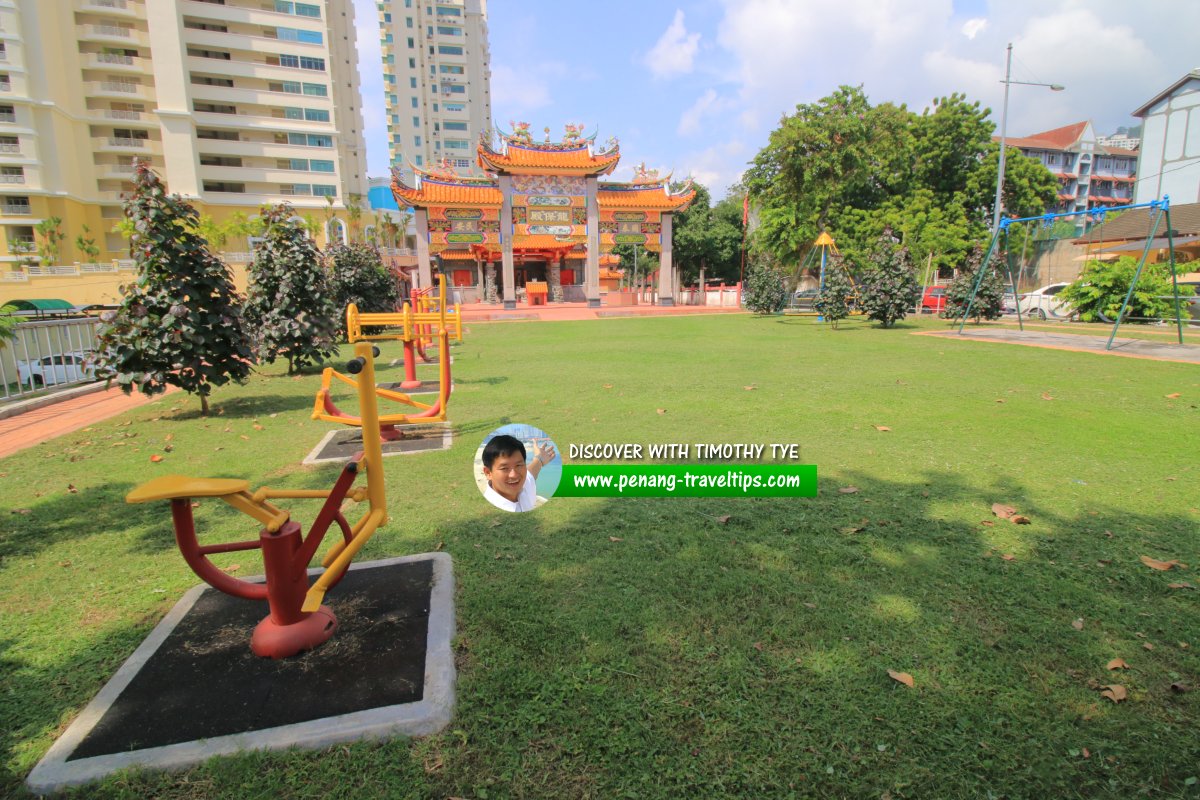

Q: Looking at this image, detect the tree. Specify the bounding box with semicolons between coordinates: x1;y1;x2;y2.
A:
327;242;401;326
1059;257;1194;323
245;204;339;373
75;224;101;264
670;182;744;286
911;94;994;203
964;145;1058;222
860;228;920;328
35;217;66;265
346;193;364;242
93;162;253;415
813;254;854;328
943;244;1007;322
743;254;789;314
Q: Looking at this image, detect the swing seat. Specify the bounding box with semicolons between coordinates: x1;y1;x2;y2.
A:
127;475;250;504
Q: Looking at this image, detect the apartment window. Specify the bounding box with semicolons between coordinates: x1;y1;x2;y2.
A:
280;132;332;147
453;159;470;168
302;82;327;96
437;45;463;56
313;185;336;197
202;182;245;193
384;74;395;84
275;1;320;17
1045;153;1061;166
0;166;24;184
199;155;242;167
414;135;421;146
384;13;391;22
0;74;10;91
297;55;325;71
444;84;465;94
7;226;35;250
310;160;334;172
412;116;420;126
0;134;18;153
269;80;302;93
112;128;149;142
437;5;463;16
409;77;417;88
415;155;423;166
187;48;231;60
443;121;467;131
443;103;465;112
278;158;309;170
444;139;469;150
408;58;415;68
410;97;418;108
0;104;14;123
304;108;329;122
407;37;415;49
276;27;323;44
280;183;312;196
194;102;237;114
405;0;412;6
436;26;461;36
432;102;439;111
439;64;464;74
191;75;235;87
197;129;239;141
183;19;228;32
406;17;413;28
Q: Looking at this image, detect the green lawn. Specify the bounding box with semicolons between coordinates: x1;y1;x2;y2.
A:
2;313;1198;799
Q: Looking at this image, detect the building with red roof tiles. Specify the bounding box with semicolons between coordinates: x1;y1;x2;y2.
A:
997;121;1138;214
392;126;696;308
1132;69;1200;206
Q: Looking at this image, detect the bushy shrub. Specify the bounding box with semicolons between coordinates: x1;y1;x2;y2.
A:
1060;256;1194;323
860;229;920;328
943;244;1007;323
743;255;789;314
813;254;855;328
327;243;401;334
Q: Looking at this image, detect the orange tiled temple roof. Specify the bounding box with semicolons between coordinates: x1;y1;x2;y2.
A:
478;142;620;175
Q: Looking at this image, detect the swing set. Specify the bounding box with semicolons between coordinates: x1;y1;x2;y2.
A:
785;232;862;317
959;197;1190;350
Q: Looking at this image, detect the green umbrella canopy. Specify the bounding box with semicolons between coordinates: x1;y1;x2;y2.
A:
1;298;76;312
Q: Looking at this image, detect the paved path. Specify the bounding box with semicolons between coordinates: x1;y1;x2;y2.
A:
458;301;745;322
918;327;1200;365
0;385;174;460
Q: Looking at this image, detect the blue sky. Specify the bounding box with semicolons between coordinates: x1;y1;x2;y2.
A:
352;0;1199;200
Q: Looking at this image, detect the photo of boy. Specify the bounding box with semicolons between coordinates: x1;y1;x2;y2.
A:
478;430;558;513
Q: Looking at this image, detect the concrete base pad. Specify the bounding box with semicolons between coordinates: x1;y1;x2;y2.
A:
26;553;456;795
302;424;452;465
380;378;445;395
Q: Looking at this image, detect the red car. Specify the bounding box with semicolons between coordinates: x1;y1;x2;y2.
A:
921;285;948;312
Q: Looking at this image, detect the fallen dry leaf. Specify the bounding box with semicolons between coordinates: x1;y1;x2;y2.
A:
992;503;1017;519
1106;658;1129;670
1001;553;1016;562
752;641;763;651
874;425;891;432
1143;642;1154;651
1168;582;1195;590
602;384;613;389
1099;684;1126;703
608;536;623;542
803;602;817;609
994;398;1006;404
1170;682;1190;693
239;435;250;441
1072;618;1085;631
11;508;31;515
1165;392;1181;399
1011;515;1032;525
149;454;164;463
253;424;264;431
717;515;732;524
67;484;77;494
887;670;914;688
980;520;995;527
164;433;174;441
1140;555;1182;571
656;408;666;415
434;541;444;551
1041;392;1055;401
221;564;240;573
743;385;757;391
839;486;859;495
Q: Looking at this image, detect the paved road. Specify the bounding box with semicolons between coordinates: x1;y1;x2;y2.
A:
919;327;1200;364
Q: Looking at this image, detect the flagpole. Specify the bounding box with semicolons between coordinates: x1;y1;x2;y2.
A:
739;192;748;307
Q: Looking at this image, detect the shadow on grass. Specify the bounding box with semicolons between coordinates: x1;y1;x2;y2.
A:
6;468;1198;798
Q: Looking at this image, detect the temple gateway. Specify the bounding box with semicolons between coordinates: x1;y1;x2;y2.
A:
392;125;695;309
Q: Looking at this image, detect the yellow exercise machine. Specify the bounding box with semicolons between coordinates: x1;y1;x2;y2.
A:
126;342;389;658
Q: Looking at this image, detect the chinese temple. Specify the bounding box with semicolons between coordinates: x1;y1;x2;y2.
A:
392;124;695;308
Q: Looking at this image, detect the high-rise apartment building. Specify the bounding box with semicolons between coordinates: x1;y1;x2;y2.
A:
0;0;368;272
376;0;491;177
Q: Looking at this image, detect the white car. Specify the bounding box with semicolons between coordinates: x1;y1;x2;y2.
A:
1018;283;1075;320
16;351;97;387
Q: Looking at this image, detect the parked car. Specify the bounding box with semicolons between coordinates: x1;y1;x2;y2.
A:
15;351;97;387
791;288;819;310
1178;281;1200;324
1001;291;1018;314
1018;282;1075;320
921;285;948;313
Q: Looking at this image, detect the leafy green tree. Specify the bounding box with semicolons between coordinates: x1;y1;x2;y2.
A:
671;182;744;286
743;254;789;314
964;145;1058;222
327;242;401;326
814;254;854;328
75;224;101;264
860;228;920;328
0;304;17;346
35;217;66;265
1060;257;1194;323
911;94;994;202
93;163;252;415
245;204;339;373
943;244;1007;322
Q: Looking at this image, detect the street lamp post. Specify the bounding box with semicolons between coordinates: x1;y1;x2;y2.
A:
991;43;1065;230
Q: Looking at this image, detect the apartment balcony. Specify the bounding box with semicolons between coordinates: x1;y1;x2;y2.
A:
92;136;162;155
193;110;338;135
83;52;151;75
190;83;332;112
180;0;322;29
78;23;150;48
186;56;321;84
95;162;138;181
89;108;157;129
77;0;143;17
1;202;32;216
200;164;340;185
185;27;326;59
192;137;337;161
86;81;155;102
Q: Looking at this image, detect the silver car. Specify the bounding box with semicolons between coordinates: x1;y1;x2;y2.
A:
1018;283;1074;320
16;351;96;387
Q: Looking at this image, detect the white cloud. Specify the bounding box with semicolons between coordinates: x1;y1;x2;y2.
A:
490;63;554;117
644;9;701;79
961;18;988;39
677;89;729;137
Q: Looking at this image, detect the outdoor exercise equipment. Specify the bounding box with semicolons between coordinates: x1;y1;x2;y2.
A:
786;232;861;318
959;197;1186;349
345;273;462;390
125;342;389;658
312;326;452;439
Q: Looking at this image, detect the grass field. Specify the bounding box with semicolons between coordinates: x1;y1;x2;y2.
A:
1;313;1198;799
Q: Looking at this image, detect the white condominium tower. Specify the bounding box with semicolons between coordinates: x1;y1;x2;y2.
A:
376;0;491;176
0;0;369;268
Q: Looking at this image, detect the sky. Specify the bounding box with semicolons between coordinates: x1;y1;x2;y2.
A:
351;0;1200;200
